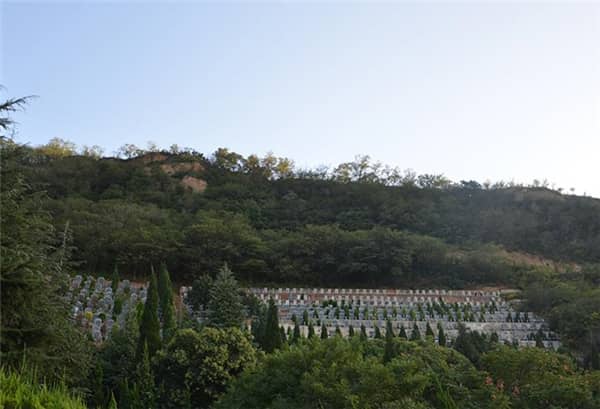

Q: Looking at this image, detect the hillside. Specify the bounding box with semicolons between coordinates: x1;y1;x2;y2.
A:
11;144;600;288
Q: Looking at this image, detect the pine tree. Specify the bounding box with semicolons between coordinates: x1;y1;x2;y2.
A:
399;325;407;339
410;323;421;341
292;323;301;343
137;268;161;359
111;264;120;293
279;326;287;345
308;322;315;339
262;298;282;352
437;322;446;346
302;310;309;325
207;264;244;328
374;326;382;339
335;325;342;337
360;324;368;341
320;324;329;339
348;325;355;337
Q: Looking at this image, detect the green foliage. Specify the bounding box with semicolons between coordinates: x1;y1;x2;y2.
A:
157;262;174;317
206;265;244;328
213;337;502;409
260;299;282;353
0;139;93;384
188;274;212;311
137;269;161;359
155;327;256;409
0;368;88;409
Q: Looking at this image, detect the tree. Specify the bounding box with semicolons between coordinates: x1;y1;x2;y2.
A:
111;264;120;293
0;134;92;383
137;268;161;359
425;323;434;339
437;323;446;346
136;342;156;409
308;323;315;339
155;328;256;408
360;325;368;341
348;325;355;337
410;323;421;341
321;324;329;339
162;299;177;343
383;320;395;363
374;326;382;339
207;265;244;328
158;262;174;316
292;323;301;344
399;325;408;339
188;274;213;311
261;298;282;353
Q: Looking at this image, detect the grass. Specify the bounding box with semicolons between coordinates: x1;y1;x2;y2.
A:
0;367;88;409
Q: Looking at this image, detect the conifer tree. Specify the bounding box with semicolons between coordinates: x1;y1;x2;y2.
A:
111;264;120;293
348;325;355;337
302;310;309;325
335;325;342;337
360;324;368;341
207;264;244;328
292;322;301;343
308;322;315;339
321;324;328;339
410;323;421;341
399;325;407;339
279;326;287;345
136;342;156;409
108;392;118;409
137;268;161;359
437;322;446;346
157;262;174;316
162;299;177;343
119;380;133;409
425;322;434;339
262;298;282;352
374;326;382;339
385;319;395;338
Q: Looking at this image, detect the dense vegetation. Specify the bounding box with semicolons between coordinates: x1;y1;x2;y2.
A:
1;96;599;408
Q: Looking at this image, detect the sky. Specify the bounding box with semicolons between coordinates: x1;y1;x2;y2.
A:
2;1;599;197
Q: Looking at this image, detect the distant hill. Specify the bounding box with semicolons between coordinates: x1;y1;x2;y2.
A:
11;145;600;287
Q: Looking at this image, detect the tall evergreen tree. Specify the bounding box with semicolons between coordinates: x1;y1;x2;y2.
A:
207;265;244;328
360;324;368;341
308;322;315;339
292;323;301;344
425;322;435;339
136;342;156;409
320;324;329;339
437;322;447;346
162;299;177;343
374;326;382;339
157;262;174;316
262;298;282;352
279;326;287;345
384;320;395;363
335;325;342;337
348;325;355;337
385;319;395;338
188;274;213;311
111;264;120;293
399;325;407;339
137;268;161;359
410;323;421;341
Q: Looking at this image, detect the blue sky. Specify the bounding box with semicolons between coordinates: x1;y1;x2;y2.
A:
2;1;599;197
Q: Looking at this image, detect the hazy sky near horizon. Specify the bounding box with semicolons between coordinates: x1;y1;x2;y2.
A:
2;1;599;197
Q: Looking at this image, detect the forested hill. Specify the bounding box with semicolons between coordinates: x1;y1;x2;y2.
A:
9;141;600;286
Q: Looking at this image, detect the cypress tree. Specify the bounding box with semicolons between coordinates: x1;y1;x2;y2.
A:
119;379;133;409
292;322;301;343
348;325;355;337
162;298;177;343
335;325;342;337
374;326;382;339
399;325;407;339
410;323;421;341
136;342;156;409
157;262;173;316
425;322;434;339
262;298;282;352
437;322;446;346
535;329;545;348
137;268;161;359
302;310;309;325
360;324;368;341
280;326;287;345
321;324;329;339
385;319;394;338
108;392;118;409
207;264;244;328
111;264;120;293
308;322;315;339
